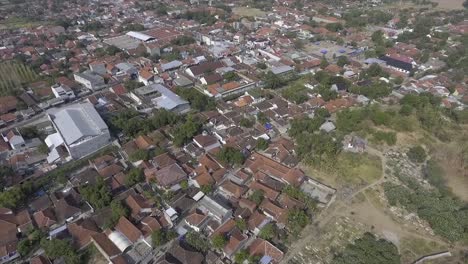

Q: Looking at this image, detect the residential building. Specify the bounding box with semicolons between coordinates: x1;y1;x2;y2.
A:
51;84;75;100
1;128;25;150
74;71;105;91
130;84;190;113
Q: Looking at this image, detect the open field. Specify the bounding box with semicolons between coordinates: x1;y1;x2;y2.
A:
0;17;43;30
428;131;468;202
286;144;466;264
381;0;464;11
432;0;464;9
0;61;38;96
232;7;266;17
305;152;382;188
287;186;454;264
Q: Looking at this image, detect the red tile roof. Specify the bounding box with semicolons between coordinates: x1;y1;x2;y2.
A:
247;153;305;186
114;216;142;243
249;238;284;264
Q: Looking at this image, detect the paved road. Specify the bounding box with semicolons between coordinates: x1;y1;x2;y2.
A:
0;112;47;133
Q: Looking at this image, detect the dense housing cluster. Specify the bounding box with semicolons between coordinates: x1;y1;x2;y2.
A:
0;0;466;263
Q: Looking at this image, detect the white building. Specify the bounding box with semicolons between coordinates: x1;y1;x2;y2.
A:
45;102;111;163
74;70;105;91
51;84;75;100
1;128;25;150
130;84;190;114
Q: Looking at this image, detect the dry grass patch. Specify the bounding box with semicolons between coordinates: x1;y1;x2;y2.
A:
305;152;382;188
232;7;266;17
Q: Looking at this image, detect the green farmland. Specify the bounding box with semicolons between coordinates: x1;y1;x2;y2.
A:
0;61;38;96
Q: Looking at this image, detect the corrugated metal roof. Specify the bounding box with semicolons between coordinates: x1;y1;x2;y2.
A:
126;31;154;41
48;102;108;145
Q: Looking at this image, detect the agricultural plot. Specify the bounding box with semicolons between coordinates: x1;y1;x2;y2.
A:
0;61;38;96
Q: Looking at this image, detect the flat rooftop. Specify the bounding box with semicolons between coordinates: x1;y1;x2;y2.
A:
104;35;141;50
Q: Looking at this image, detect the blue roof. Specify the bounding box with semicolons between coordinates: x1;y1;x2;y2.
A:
265;123;273;130
260;255;273;264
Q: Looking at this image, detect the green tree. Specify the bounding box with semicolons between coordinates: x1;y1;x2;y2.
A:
151;229;178;247
249;190;265;205
320;57;329;69
282;82;309;104
0;166;13;191
256;138;269;151
234;249;250;264
20;126;40;139
106;45;120;56
407;146;427;163
211;234;228;249
125;168;144;187
123;80;144;91
258;223;276;240
175;87;216;111
41;238;80;264
185;231;210;252
235;219;247;231
283;185;317;212
180;180;188;190
257;62;267;69
172;116;202;147
325;22;343;32
287;209;309;237
17;239;32;256
223;71;238;81
263;71;283;89
257;112;269;125
239;118;254;128
79;178;112;209
217;147;245;166
371;30;384;45
336;56;349;67
332;232;400;264
106;200;130;228
201;184;213;194
37;143;49;154
129;149;151;162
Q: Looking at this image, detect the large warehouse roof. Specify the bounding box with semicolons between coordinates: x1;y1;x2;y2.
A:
126;31;155;42
48;102;108;146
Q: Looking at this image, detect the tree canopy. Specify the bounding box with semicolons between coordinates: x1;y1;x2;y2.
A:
211;234;228;249
175;87;216;111
79;178;112;209
152;229;178;247
185;231;210;252
217;147;245;166
125;168;144;187
41;238;80;264
332;232;400;264
407;146;427;163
